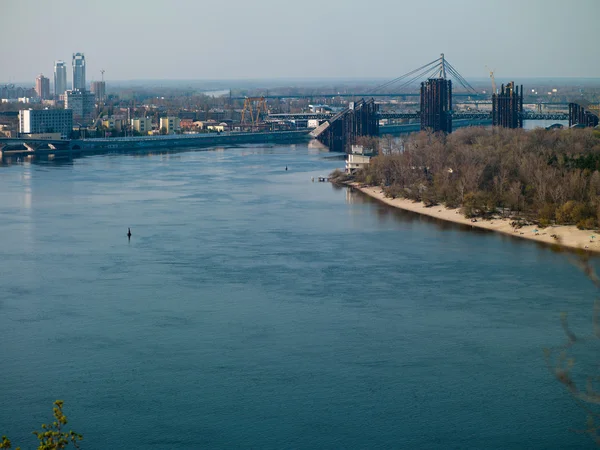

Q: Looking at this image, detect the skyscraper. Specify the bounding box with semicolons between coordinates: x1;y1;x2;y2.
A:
54;61;67;98
35;74;50;100
72;53;86;90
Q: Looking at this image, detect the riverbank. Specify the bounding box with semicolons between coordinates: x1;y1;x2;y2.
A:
350;183;600;253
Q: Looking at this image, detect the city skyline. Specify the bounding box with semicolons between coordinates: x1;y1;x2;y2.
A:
1;0;599;83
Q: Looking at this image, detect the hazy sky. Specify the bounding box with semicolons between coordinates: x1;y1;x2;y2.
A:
1;0;598;84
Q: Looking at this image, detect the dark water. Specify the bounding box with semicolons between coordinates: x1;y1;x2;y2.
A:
0;144;596;449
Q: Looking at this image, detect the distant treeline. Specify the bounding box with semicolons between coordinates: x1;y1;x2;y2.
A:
347;127;600;229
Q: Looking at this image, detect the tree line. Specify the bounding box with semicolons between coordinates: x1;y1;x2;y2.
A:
345;127;600;229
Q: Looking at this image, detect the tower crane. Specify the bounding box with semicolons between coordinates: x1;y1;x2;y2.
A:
486;66;497;94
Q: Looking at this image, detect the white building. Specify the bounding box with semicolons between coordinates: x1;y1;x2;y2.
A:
65;89;95;123
345;145;373;174
19;109;73;139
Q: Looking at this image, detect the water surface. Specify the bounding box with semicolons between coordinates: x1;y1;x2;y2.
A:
0;144;596;449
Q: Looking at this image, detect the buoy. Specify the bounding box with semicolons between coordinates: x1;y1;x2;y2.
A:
127;228;132;239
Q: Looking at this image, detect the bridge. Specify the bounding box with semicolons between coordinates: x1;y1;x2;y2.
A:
231;92;486;100
267;111;569;121
306;54;593;152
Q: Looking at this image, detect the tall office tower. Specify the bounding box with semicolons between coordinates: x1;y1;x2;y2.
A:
54;60;67;98
35;74;50;100
72;53;86;90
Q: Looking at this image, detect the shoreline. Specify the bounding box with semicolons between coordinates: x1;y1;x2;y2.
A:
349;182;600;254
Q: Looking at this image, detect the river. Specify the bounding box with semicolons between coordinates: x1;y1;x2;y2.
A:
0;143;596;449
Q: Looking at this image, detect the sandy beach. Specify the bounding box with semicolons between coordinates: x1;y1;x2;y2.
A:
351;183;600;254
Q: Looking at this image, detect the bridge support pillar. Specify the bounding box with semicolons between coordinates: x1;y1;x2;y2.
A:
23;142;41;152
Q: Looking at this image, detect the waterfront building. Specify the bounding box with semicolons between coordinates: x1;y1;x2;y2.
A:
345;145;373;174
159;117;181;134
90;81;106;102
19;108;73;139
65;89;95;123
54;61;67;98
35;74;50;100
131;117;152;134
72;53;86;90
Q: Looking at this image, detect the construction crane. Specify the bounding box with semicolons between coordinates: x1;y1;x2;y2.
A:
486;66;497;95
100;69;105;81
241;97;268;129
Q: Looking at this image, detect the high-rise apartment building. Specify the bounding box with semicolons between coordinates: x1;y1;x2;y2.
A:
65;89;95;123
72;53;86;90
54;61;67;98
90;81;106;102
35;74;50;100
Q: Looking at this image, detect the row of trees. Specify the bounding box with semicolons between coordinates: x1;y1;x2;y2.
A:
350;127;600;229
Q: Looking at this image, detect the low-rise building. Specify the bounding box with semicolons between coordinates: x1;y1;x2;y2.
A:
207;122;227;132
180;118;195;130
19;108;73;139
102;117;124;131
345;145;374;174
131;117;152;134
159;117;181;134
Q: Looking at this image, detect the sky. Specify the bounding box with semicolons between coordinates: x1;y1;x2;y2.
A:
1;0;599;84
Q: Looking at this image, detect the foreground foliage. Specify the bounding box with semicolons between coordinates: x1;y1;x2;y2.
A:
1;401;82;450
356;127;600;228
